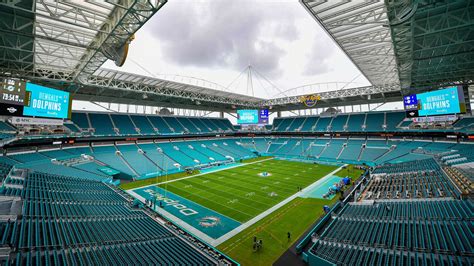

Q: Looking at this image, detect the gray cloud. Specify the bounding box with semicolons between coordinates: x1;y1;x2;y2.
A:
148;0;299;77
303;35;335;76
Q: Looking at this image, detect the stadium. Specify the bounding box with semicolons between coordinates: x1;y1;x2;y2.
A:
0;0;473;265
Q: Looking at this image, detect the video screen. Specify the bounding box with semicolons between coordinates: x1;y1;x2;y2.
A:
237;109;268;124
404;86;465;117
23;83;72;119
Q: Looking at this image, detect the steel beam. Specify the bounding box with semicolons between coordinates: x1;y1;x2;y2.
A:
72;0;167;81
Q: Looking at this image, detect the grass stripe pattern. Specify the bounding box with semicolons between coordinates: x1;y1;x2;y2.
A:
158;159;338;222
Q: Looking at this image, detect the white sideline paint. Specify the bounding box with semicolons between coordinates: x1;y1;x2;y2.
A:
127;159;345;247
127;157;274;191
127;189;216;244
210;164;346;246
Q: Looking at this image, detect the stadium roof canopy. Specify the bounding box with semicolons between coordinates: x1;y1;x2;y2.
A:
1;0;473;112
0;0;167;81
301;0;474;94
303;0;400;88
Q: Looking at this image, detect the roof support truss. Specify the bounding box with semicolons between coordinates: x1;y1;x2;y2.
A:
73;0;167;81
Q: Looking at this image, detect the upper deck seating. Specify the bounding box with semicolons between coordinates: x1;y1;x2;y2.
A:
89;113;116;136
111;114;137;135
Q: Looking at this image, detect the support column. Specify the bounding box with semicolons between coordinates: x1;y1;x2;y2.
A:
466;85;473;115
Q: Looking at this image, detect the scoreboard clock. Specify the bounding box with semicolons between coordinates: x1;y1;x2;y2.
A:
0;78;26;105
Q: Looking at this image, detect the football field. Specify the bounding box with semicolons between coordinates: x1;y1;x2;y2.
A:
157;159;338;222
128;158;339;242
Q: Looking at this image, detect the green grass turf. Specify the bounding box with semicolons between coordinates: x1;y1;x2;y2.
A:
240;156;273;163
157;159;338;222
119;170;200;190
335;165;365;180
217;196;339;266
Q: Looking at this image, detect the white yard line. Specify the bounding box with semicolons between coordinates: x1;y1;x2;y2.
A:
127;157;274;191
126;160;346;247
210;164;346;246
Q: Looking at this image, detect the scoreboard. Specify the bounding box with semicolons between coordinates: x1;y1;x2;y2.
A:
0;78;27;116
404;86;465;117
237;109;269;125
24;83;71;119
0;79;71;119
0;78;26;105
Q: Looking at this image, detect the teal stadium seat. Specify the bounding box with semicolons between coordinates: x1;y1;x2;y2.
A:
89;113;117;136
0;169;218;265
130;115;156;135
111;114;138;135
71;112;90;130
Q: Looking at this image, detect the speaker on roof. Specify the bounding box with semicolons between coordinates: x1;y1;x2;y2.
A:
102;35;135;67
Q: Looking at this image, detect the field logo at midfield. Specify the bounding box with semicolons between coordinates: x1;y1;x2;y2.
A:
258;172;272;177
143;189;198;216
199;216;220;228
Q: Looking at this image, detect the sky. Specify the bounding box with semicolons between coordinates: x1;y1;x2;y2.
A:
101;0;371;100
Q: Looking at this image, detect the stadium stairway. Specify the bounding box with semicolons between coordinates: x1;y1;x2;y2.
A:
300;117;318;132
90;146;136;176
157;142;199;167
116;144;158;176
89;113;117;136
136;143;179;173
130;115;156;135
111;114;138;135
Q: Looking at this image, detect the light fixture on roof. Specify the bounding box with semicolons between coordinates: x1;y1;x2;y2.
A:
102;35;135;67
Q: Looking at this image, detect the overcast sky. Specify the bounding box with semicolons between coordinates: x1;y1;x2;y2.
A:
102;0;371;99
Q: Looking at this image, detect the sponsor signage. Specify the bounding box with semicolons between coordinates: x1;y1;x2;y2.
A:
9;116;64;126
406;110;419;118
0;104;24;116
300;94;321;108
411;115;457;123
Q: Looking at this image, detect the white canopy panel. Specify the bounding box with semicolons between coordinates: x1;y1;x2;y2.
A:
301;0;400;87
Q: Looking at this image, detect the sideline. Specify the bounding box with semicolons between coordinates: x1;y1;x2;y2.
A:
210;164;346;246
127;190;216;244
126;157;274;191
126;159;345;247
